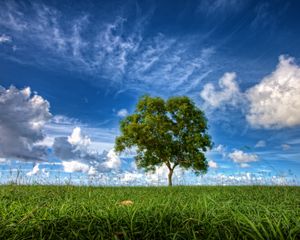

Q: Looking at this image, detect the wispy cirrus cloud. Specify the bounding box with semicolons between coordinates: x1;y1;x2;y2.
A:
255;140;266;148
197;0;247;15
0;1;215;95
0;34;11;43
251;1;289;30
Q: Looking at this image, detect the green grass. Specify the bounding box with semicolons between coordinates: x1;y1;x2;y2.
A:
0;185;299;239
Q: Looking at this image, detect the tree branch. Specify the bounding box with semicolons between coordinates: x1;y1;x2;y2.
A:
165;161;172;171
171;162;179;170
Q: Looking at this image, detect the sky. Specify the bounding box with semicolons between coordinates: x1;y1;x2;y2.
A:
0;0;300;186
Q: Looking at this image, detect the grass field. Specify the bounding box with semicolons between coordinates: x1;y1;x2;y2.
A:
0;185;299;239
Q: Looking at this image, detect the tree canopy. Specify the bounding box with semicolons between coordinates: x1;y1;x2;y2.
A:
115;95;212;186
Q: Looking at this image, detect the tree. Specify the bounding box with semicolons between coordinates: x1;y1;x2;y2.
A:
115;95;212;186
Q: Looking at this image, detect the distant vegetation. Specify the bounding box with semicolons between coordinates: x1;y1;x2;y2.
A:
0;185;299;239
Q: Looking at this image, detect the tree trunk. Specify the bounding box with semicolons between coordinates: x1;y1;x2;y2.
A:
168;169;173;187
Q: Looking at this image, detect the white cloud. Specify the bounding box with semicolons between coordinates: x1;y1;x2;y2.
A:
102;149;121;170
0;2;214;94
246;56;300;129
87;166;97;176
200;55;300;130
0;2;89;66
41;168;49;177
51;115;80;125
120;171;143;184
53;127;99;162
215;144;225;152
208;160;218;168
67;127;91;146
228;150;258;165
0;34;11;43
45;115;117;153
197;172;294;186
145;165;185;185
26;163;50;177
26;164;49;177
26;164;40;176
53;127;122;175
62;161;90;173
94;16;142;77
34;136;54;147
117;108;128;117
0;85;51;161
240;163;250;168
214;144;227;157
255;140;266;148
96;164;183;186
200;72;241;107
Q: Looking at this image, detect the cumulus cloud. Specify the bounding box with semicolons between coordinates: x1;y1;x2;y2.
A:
45;115;117;154
246;56;300;129
26;163;49;177
255;140;266;148
0;85;51;161
53;127;98;162
200;72;241;107
228;150;258;166
117;108;128;117
68;127;91;147
102;149;121;169
53;127;121;174
62;161;90;174
26;164;40;176
120;171;144;185
208;160;218;168
0;34;11;43
200;55;300;130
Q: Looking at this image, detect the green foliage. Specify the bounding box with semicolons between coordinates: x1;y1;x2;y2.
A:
0;185;299;239
115;95;212;185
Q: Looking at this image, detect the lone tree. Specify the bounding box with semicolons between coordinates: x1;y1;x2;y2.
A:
115;95;212;186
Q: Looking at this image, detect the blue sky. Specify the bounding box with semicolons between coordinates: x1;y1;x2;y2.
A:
0;0;299;185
